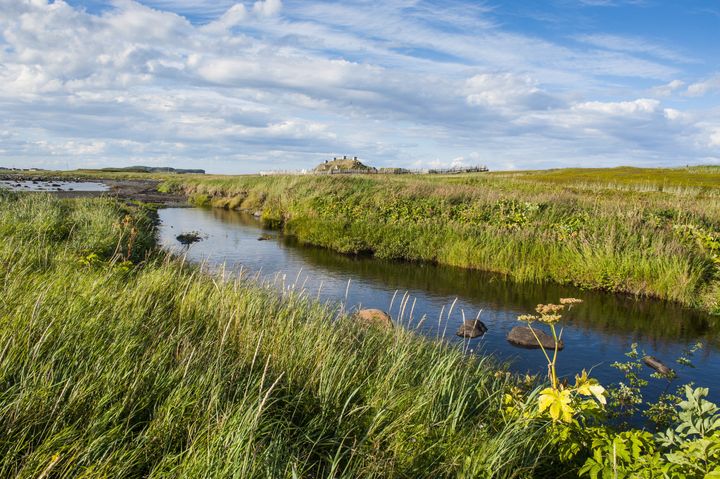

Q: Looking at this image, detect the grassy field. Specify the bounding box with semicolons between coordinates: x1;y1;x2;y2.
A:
2;182;719;477
151;166;720;314
0;191;561;477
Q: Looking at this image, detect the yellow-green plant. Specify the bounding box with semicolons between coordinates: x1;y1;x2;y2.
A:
580;386;720;478
518;298;607;423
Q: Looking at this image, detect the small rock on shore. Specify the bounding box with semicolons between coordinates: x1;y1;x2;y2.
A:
355;309;393;329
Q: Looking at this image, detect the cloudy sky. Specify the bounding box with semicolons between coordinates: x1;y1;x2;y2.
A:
1;0;719;173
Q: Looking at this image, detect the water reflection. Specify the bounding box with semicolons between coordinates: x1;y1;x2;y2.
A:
158;207;720;401
0;180;108;192
285;237;718;347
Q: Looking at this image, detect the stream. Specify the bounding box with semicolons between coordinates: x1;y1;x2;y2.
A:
157;207;720;402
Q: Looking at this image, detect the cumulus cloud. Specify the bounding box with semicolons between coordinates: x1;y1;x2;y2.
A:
0;0;717;172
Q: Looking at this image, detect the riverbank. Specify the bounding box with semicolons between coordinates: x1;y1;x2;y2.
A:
0;172;186;206
157;166;720;315
4;165;718;314
0;191;559;477
3;192;719;477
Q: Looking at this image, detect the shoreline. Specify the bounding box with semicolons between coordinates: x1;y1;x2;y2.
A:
0;174;188;207
3;169;719;315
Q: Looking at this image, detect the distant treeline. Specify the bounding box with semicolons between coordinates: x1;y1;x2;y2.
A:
99;166;205;174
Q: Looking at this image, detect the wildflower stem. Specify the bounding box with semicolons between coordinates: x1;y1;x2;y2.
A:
550;324;559;389
527;324;553;384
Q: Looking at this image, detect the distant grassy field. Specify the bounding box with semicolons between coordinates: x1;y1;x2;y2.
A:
492;166;720;190
151;166;720;314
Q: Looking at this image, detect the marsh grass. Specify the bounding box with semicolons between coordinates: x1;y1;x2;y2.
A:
157;168;720;313
0;193;559;477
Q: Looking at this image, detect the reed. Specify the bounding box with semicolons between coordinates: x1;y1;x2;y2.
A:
158;167;720;314
0;192;558;477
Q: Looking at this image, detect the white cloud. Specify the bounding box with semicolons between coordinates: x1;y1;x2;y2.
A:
253;0;282;17
663;108;684;121
202;4;247;32
686;74;720;97
0;0;716;172
651;79;685;97
574;98;659;115
45;140;107;155
465;73;538;107
710;129;720;147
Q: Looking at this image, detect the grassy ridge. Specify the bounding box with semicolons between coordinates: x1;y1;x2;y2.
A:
0;192;557;477
157;167;720;314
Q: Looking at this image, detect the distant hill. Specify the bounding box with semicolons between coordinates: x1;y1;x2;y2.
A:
99;166;205;174
314;157;375;172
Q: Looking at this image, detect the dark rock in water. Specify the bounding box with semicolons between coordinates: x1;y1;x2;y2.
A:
51;183;61;187
456;319;488;338
507;326;564;350
355;309;393;329
257;234;272;241
176;231;204;246
643;356;673;376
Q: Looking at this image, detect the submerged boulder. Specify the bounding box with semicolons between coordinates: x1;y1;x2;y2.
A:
176;231;204;246
456;319;488;339
507;326;564;350
355;309;393;329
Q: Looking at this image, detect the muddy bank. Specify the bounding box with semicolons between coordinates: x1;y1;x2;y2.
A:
0;175;187;207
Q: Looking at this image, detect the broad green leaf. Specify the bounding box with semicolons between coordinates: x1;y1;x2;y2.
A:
538;387;573;423
575;370;607;405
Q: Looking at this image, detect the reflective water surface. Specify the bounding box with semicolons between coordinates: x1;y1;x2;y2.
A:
158;207;720;401
0;180;108;192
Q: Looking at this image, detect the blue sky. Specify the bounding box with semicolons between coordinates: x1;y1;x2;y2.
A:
0;0;718;173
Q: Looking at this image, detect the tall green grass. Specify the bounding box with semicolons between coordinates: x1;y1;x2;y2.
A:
0;192;558;477
159;170;720;314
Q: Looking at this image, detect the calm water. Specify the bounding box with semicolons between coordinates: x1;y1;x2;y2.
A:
0;180;108;192
158;207;720;402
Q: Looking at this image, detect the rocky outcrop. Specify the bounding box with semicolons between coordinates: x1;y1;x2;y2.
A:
456;319;488;339
355;309;393;329
507;326;564;350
